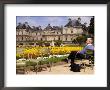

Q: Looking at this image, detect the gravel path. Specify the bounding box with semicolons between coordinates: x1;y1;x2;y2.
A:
26;63;94;74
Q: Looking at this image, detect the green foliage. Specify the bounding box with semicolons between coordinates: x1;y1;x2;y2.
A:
86;49;94;55
17;56;68;69
44;42;50;47
37;41;45;46
88;17;94;35
37;56;68;65
25;61;37;66
75;35;87;45
43;54;49;57
16;63;26;68
45;56;67;63
54;40;63;46
64;44;82;47
16;60;26;63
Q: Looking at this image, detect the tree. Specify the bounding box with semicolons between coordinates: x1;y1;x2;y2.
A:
65;18;72;27
88;17;94;36
16;22;23;29
82;22;87;34
45;24;52;30
22;24;26;29
37;41;45;46
76;17;81;26
72;39;77;44
24;22;28;25
38;25;42;30
32;26;36;30
75;35;87;45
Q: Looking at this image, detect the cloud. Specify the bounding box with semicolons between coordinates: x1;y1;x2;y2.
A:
17;16;93;28
45;16;67;26
17;16;38;27
67;16;93;26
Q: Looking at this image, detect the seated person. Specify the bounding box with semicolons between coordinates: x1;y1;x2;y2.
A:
68;51;77;65
76;38;94;60
68;38;94;71
68;38;94;64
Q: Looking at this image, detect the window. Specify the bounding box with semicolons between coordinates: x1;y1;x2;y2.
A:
66;37;67;41
22;37;23;41
26;37;27;41
58;37;60;40
18;32;19;35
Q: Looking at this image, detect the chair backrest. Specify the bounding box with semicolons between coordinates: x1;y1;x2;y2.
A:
86;49;94;55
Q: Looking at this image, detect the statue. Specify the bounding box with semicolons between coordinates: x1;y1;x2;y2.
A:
51;40;55;47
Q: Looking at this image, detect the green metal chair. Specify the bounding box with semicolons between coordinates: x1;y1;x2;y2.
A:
85;49;94;70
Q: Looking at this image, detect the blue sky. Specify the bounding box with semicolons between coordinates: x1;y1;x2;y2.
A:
16;16;93;29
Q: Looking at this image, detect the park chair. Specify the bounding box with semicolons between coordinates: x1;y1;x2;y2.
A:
84;49;94;70
75;49;94;72
74;49;94;72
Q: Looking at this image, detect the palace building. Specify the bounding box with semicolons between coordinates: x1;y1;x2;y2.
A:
16;18;87;46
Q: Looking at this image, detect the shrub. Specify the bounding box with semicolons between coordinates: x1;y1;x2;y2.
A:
25;61;37;66
16;63;26;68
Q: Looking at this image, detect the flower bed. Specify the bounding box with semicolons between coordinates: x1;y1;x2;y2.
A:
16;46;83;59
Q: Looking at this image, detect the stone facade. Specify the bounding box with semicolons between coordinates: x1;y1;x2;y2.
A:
16;26;84;45
16;18;86;45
